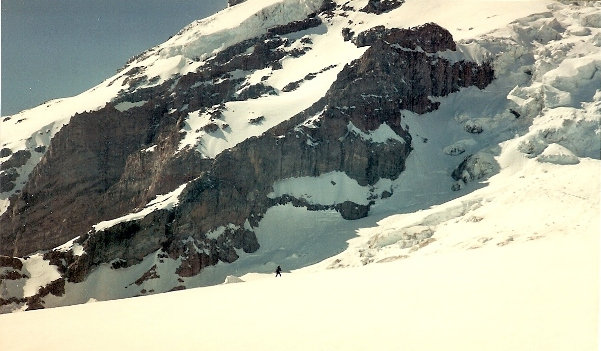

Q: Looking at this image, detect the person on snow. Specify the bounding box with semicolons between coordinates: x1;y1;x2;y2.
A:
275;265;282;277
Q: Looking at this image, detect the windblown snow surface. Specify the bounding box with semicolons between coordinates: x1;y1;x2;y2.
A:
1;0;600;349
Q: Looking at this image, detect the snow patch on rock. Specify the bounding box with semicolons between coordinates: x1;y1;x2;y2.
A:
223;275;245;284
268;171;394;206
346;122;406;144
114;100;147;112
21;254;61;298
54;236;85;257
93;182;188;231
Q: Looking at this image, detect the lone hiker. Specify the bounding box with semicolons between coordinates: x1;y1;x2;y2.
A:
275;265;282;277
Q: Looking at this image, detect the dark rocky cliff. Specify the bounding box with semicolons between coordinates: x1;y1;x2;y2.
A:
0;15;493;296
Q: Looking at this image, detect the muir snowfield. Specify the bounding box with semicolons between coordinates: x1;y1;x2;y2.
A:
1;232;597;350
0;1;599;346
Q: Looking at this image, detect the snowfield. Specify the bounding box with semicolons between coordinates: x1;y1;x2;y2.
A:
1;0;600;348
0;231;597;351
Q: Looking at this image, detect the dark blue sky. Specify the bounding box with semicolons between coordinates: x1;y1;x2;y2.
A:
1;0;227;116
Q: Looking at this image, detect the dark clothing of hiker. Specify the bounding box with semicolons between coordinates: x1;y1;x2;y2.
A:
275;266;282;277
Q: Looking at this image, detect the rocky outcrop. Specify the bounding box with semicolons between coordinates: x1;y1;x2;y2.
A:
235;83;277;100
282;65;337;92
0;148;12;157
268;16;322;36
0;169;19;192
0;256;23;270
353;23;456;52
361;0;405;14
0;150;32;192
228;0;246;7
0;102;194;257
0;150;31;170
337;23;493;115
134;265;160;285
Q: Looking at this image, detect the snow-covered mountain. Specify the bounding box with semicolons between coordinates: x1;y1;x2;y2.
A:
0;0;599;328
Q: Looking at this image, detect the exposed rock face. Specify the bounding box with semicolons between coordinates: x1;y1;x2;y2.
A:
0;148;12;157
0;169;19;192
340;23;493;115
0;102;204;257
134;265;160;285
361;0;405;14
0;18;494;295
267;16;322;36
342;28;354;41
282;65;337;92
0;150;31;170
353;23;456;52
0;150;32;192
0;256;22;270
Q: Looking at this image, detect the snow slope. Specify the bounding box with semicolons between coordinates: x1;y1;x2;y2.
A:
0;230;597;351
